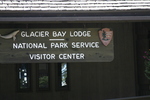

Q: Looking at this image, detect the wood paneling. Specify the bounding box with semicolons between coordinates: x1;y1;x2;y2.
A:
0;22;136;100
0;28;114;63
135;22;150;95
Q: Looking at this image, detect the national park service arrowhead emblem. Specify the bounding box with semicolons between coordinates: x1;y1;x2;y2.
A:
98;28;113;46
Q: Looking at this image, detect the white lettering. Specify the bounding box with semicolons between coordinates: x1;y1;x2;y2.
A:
21;31;49;37
59;53;84;59
72;42;99;48
13;43;47;49
52;31;66;37
29;54;55;60
50;42;68;48
70;31;91;37
21;31;29;37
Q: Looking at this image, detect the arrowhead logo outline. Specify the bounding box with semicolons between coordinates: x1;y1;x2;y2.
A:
98;28;113;46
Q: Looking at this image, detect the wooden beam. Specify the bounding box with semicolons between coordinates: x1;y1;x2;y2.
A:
0;16;150;22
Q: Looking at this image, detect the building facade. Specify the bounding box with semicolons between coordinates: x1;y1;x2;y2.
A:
0;0;150;100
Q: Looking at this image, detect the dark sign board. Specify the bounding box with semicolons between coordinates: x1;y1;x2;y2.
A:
0;28;114;63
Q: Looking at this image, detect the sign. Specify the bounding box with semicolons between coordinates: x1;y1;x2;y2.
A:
99;28;113;46
0;28;114;63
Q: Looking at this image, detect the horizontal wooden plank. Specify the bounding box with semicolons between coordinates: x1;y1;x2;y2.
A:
0;16;150;22
0;28;114;63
